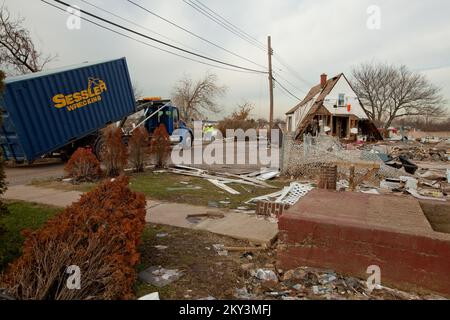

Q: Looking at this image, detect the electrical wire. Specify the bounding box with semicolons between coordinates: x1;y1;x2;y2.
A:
273;77;303;101
49;0;267;73
183;0;266;52
41;0;264;74
79;0;215;58
127;0;267;71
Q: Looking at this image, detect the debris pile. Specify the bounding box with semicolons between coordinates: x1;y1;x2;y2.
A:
236;264;446;300
389;145;448;162
169;165;278;195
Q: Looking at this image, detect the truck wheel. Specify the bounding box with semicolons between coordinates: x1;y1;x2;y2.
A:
94;137;105;160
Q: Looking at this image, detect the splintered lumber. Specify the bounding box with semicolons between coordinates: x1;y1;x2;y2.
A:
208;179;240;195
214;172;276;188
168;168;260;187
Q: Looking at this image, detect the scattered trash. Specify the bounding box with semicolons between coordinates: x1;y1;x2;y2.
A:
138;292;160;300
254;269;278;282
360;189;380;195
292;284;303;291
234;287;255;300
208;201;219;208
156;233;168;238
257;170;280;181
212;244;228;256
154;245;168;250
247;182;313;206
198;296;216;300
400;176;418;190
407;189;447;202
380;179;401;190
138;266;183;287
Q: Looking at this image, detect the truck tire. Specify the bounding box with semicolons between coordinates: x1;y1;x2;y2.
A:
93;136;105;160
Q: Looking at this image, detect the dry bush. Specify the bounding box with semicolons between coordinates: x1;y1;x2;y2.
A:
0;176;146;300
64;148;101;182
101;126;128;177
217;102;257;136
150;124;171;169
129;127;149;173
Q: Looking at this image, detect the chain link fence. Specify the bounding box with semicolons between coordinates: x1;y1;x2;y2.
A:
281;133;408;183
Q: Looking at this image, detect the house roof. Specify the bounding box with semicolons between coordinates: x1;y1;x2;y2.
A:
285;74;342;115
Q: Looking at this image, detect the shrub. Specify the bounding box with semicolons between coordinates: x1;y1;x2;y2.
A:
101;126;128;177
128;127;149;173
0;176;146;300
0;70;8;246
150;124;171;169
64;148;101;182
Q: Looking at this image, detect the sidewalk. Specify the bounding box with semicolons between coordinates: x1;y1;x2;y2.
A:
4;185;277;245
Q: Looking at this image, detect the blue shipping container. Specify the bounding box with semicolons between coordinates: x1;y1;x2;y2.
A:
0;58;136;162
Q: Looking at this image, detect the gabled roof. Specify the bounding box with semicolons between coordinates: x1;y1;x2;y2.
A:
285;73;342;115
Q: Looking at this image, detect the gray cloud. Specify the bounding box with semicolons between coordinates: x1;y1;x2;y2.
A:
5;0;450;120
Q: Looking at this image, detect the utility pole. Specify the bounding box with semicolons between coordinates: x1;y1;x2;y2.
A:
268;35;274;129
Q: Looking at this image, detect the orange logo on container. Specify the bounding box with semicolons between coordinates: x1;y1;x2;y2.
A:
52;78;107;111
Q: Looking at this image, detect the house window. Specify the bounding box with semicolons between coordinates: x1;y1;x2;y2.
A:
338;94;345;107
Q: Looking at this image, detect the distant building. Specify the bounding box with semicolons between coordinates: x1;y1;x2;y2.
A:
285;73;382;141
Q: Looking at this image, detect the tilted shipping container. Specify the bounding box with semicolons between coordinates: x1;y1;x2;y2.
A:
0;57;136;162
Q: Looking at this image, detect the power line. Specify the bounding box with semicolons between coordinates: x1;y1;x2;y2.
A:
183;0;266;52
192;0;266;49
126;0;266;71
273;54;314;87
186;0;315;95
79;0;215;59
41;1;265;74
49;0;267;74
273;70;308;95
273;77;303;101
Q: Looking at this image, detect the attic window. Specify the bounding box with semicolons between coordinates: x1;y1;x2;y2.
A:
338;94;345;107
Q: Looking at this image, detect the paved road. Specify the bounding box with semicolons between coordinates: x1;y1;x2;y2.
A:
4;141;280;186
5;160;65;186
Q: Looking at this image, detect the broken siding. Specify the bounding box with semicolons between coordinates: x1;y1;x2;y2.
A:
294;93;319;129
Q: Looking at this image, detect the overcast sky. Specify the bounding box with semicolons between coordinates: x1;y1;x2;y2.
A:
5;0;450;120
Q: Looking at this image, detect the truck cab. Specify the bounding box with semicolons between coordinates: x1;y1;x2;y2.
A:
136;98;193;148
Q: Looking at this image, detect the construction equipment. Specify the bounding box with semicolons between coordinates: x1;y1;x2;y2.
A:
0;58;193;163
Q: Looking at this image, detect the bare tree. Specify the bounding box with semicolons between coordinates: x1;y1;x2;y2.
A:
351;62;446;129
0;5;56;74
172;72;226;122
231;101;254;120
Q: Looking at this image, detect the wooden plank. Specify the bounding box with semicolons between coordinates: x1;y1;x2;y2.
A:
168;169;259;186
334;160;380;169
208;179;240;195
216;172;275;188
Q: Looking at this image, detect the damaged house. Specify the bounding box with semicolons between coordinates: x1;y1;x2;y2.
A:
286;73;382;141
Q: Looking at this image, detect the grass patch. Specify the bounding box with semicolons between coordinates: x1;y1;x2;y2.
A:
0;201;61;271
129;172;290;209
29;171;291;209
